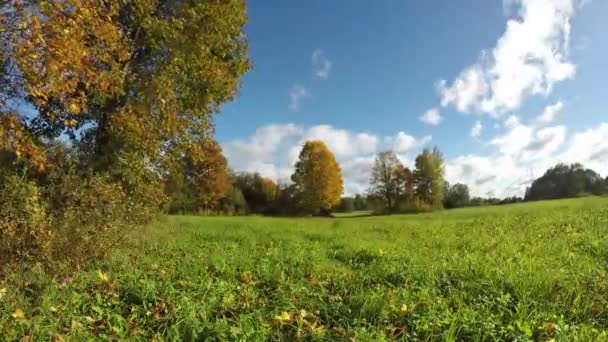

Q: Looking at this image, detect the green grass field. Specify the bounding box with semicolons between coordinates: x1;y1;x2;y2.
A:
2;197;608;340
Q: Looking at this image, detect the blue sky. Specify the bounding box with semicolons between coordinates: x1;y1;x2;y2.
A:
219;0;608;197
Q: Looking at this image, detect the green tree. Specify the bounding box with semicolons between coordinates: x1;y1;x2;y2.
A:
414;147;445;208
233;172;279;214
291;141;343;215
353;194;368;211
337;197;355;213
444;183;470;209
223;188;248;215
525;163;606;201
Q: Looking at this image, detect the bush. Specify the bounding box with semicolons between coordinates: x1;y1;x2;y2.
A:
0;173;51;271
397;198;436;214
0;147;163;275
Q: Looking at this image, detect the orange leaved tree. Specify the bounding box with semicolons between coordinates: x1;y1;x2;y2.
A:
291;140;343;215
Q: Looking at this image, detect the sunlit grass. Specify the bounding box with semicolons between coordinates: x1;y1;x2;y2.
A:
1;197;608;340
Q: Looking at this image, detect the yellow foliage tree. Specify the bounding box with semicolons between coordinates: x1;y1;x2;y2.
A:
291;140;343;215
2;0;251;175
190;141;233;211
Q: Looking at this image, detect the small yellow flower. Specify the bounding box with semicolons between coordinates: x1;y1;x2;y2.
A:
379;249;385;257
0;287;6;300
97;270;109;282
12;308;25;320
400;304;408;312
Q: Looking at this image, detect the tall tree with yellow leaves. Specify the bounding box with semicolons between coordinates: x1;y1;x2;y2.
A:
291;140;343;215
2;0;251;175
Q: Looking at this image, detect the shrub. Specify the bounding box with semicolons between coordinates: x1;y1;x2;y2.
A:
0;173;51;272
0;147;163;275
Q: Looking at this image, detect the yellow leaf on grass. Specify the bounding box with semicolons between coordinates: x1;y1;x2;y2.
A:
12;308;25;320
97;270;109;282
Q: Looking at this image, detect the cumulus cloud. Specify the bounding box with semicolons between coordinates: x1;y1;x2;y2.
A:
471;120;483;139
559;123;608;175
312;49;332;79
438;0;578;115
289;84;309;111
446;154;529;198
419;108;443;126
536;100;564;123
489;115;566;161
222;124;431;195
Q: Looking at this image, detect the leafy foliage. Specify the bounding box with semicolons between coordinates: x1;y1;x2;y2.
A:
0;0;251;272
232;172;279;214
444;183;471;209
166;140;232;214
353;194;368;211
291;140;343;215
414;147;445;208
369;151;414;213
336;197;355;213
525;163;607;201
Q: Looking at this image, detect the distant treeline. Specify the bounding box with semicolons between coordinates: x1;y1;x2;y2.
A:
166;143;608;216
335;162;608;213
165;146;449;216
524;163;607;201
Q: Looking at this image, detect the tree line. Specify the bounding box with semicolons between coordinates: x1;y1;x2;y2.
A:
165;143;454;216
336;162;608;213
165;137;608;217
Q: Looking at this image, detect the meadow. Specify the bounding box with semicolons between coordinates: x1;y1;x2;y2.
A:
2;197;608;341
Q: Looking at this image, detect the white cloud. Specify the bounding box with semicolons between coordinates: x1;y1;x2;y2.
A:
419;108;443;126
289;84;309;111
446;154;528;198
522;125;567;160
438;66;488;114
312;49;332;79
559;123;608;175
536;100;564;123
391;132;432;153
471;120;483;139
222;124;431;195
438;0;578;115
489;115;566;161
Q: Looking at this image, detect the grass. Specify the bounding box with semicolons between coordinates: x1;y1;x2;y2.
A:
332;210;373;218
2;197;608;340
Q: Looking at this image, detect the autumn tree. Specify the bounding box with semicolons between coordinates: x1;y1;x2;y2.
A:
291;140;343;215
2;0;250;185
186;141;232;210
0;1;251;270
369;151;414;213
165;141;231;213
413;147;446;208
